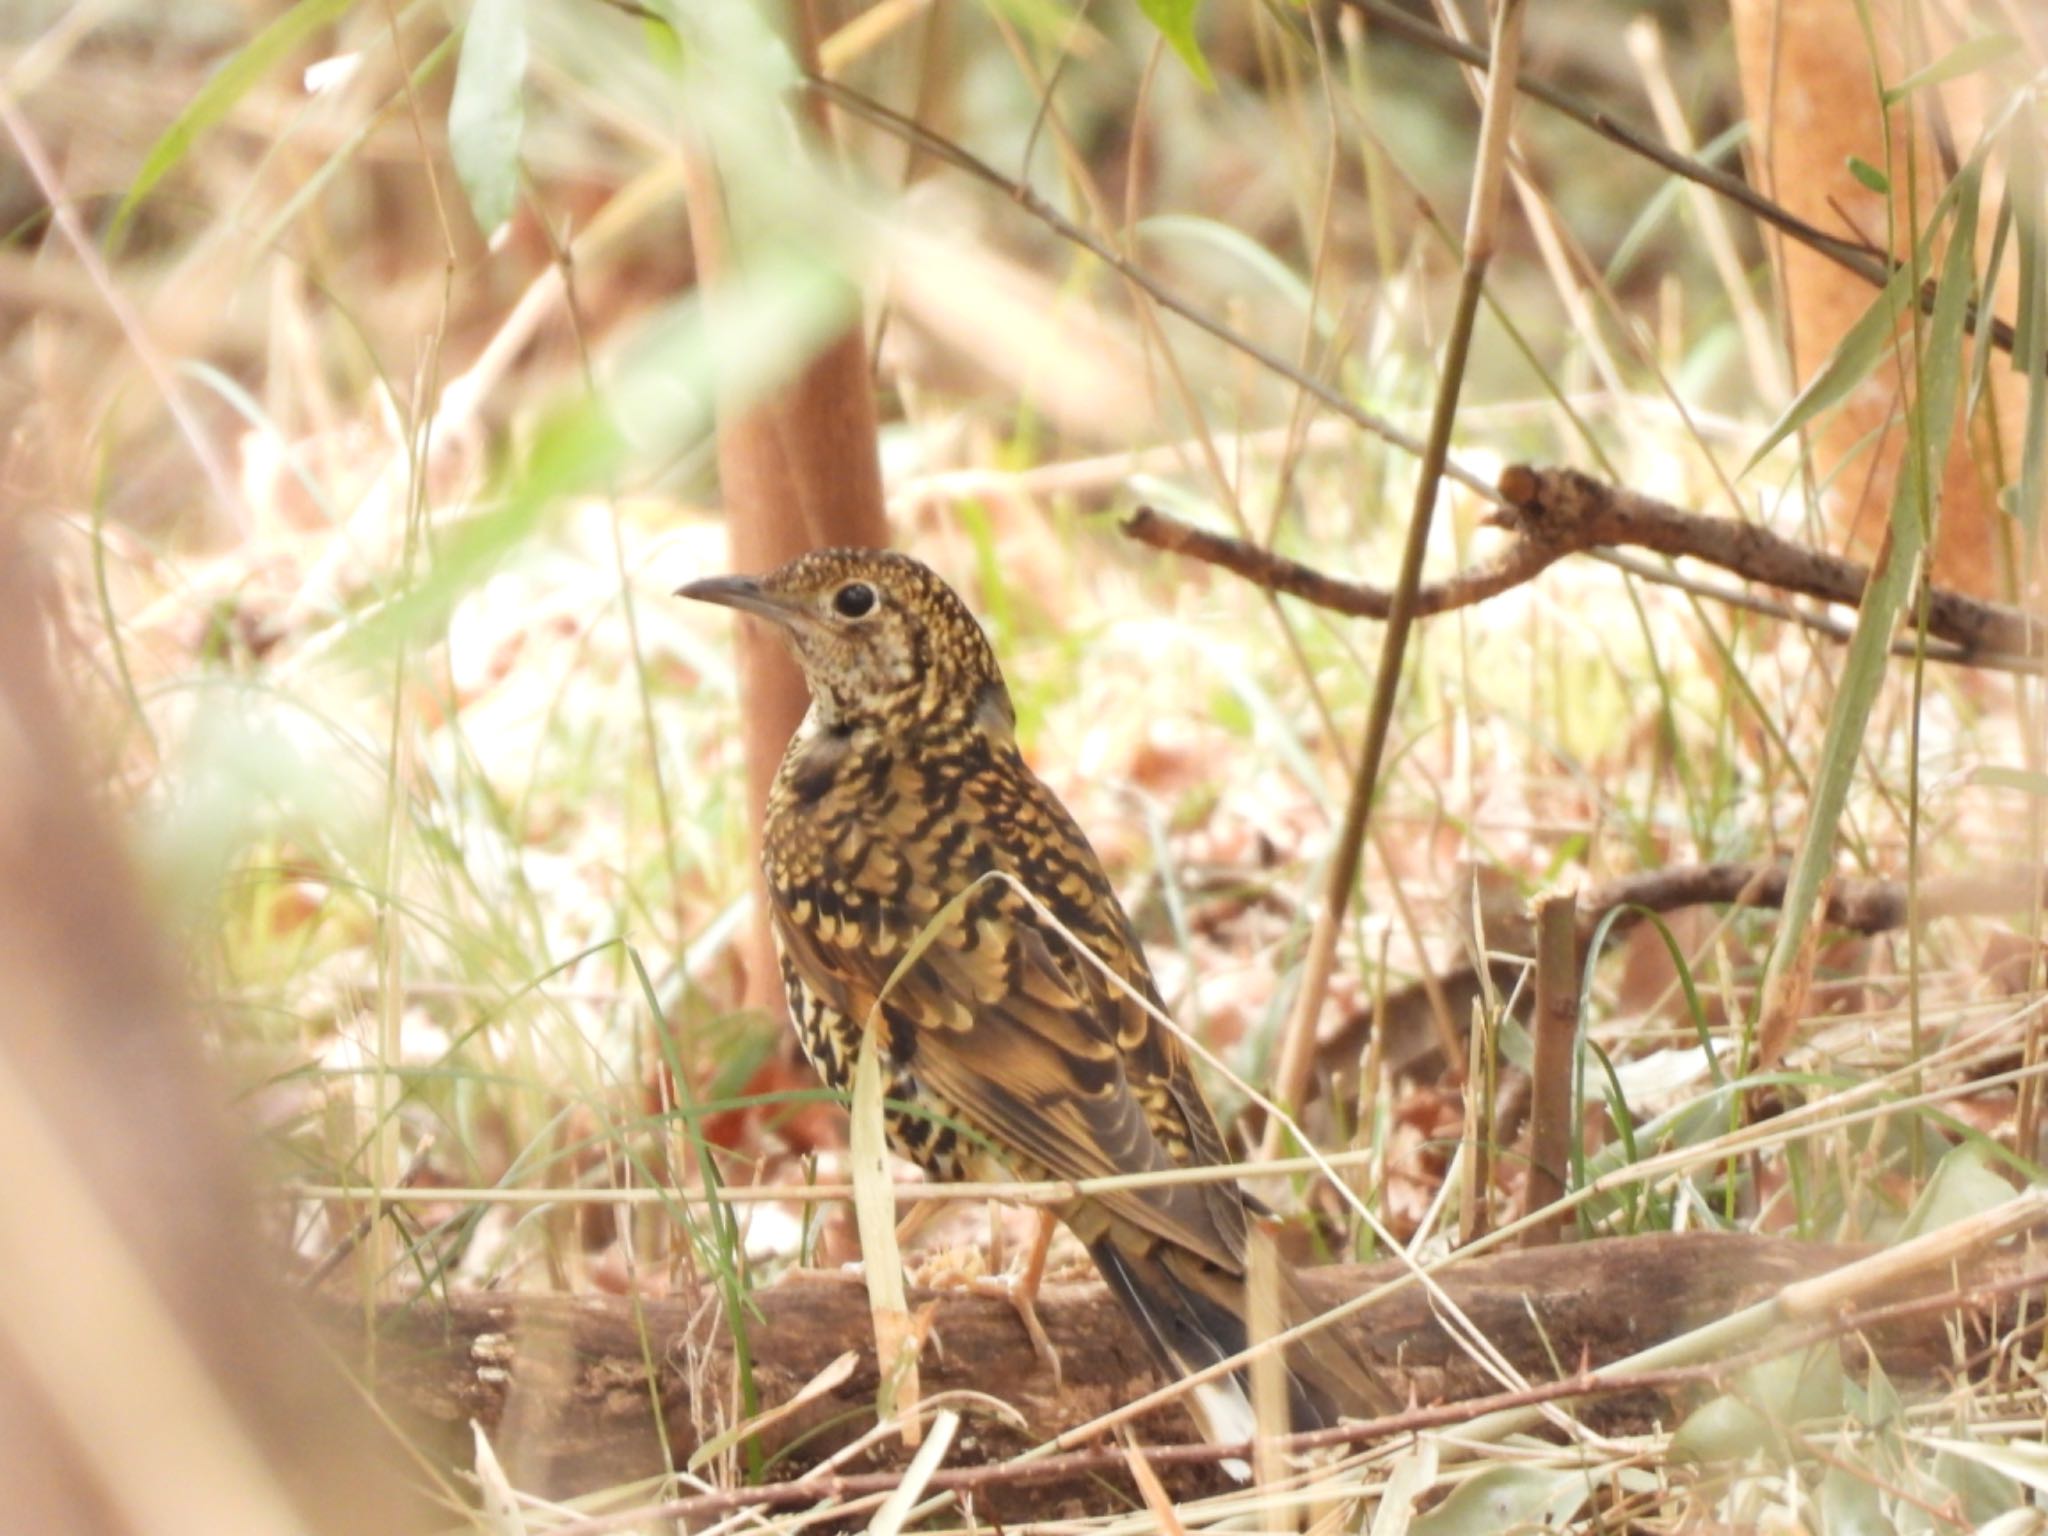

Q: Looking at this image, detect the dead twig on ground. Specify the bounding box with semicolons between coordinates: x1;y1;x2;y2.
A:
1325;860;2048;1087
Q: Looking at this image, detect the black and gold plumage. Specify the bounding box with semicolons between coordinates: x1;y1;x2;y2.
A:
680;548;1382;1444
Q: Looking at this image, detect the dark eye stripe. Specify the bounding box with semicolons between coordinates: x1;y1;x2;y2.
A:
834;582;877;618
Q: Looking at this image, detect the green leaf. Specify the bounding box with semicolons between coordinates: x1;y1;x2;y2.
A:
1670;1391;1771;1464
1849;156;1892;195
1138;215;1316;318
1896;1142;2015;1241
1672;1348;1847;1465
1968;766;2048;797
2011;117;2047;536
109;0;358;249
1741;257;1911;476
1818;1463;1890;1536
1136;0;1214;87
1882;33;2017;104
330;251;848;663
1755;166;1979;1026
1410;1466;1589;1536
1962;1509;2048;1536
1929;1446;2026;1524
1906;163;1981;530
450;0;528;237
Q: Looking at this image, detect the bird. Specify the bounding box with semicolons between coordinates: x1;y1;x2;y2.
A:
679;547;1385;1448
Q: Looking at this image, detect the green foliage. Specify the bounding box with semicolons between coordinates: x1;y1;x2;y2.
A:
1882;32;2020;104
110;0;358;248
1409;1465;1591;1535
449;0;529;238
1135;0;1214;86
1673;1347;1847;1464
1757;159;1981;1038
1846;155;1892;195
1894;1140;2016;1240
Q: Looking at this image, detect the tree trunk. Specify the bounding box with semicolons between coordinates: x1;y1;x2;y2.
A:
1727;0;2032;598
681;3;892;1021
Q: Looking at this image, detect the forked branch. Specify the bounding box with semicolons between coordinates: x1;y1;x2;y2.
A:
1122;465;2045;670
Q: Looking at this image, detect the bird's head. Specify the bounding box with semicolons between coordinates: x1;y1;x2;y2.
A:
678;549;1013;735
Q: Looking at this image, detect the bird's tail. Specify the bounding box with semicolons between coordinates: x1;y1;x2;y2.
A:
1087;1231;1384;1451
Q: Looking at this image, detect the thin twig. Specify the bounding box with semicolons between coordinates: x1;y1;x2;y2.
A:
284;1145;1379;1210
1121;502;1559;619
1261;0;1530;1160
803;73;1490;499
1498;467;2040;656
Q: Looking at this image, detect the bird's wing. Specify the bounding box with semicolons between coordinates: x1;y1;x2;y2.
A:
772;888;1248;1273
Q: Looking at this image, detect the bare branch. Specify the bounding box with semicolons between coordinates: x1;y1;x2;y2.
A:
1120;503;1564;618
1498;466;2042;658
1120;466;2046;673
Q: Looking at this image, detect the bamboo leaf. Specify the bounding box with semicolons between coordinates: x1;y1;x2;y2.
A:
2012;115;2046;534
1740;262;1911;476
848;875;1011;1442
1410;1466;1588;1535
1136;0;1214;87
449;0;528;237
1757;165;1979;1059
109;0;358;249
1882;33;2017;104
1919;1437;2048;1498
869;1409;960;1536
1895;1141;2016;1240
1817;1463;1890;1536
469;1422;529;1535
849;1012;917;1437
1969;766;2048;797
1848;156;1891;195
1930;1447;2026;1523
1908;166;1981;514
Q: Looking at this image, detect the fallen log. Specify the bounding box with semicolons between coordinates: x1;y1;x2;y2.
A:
347;1230;2032;1521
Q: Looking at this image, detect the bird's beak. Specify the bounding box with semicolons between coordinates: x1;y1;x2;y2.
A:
675;575;809;629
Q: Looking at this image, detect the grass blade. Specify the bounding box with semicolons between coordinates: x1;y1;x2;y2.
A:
109;0;357;249
1758;163;1981;1064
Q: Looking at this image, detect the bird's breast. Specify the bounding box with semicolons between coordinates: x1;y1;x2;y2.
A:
764;724;1148;1015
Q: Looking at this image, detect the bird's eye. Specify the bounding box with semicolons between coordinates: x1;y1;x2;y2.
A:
833;582;877;619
